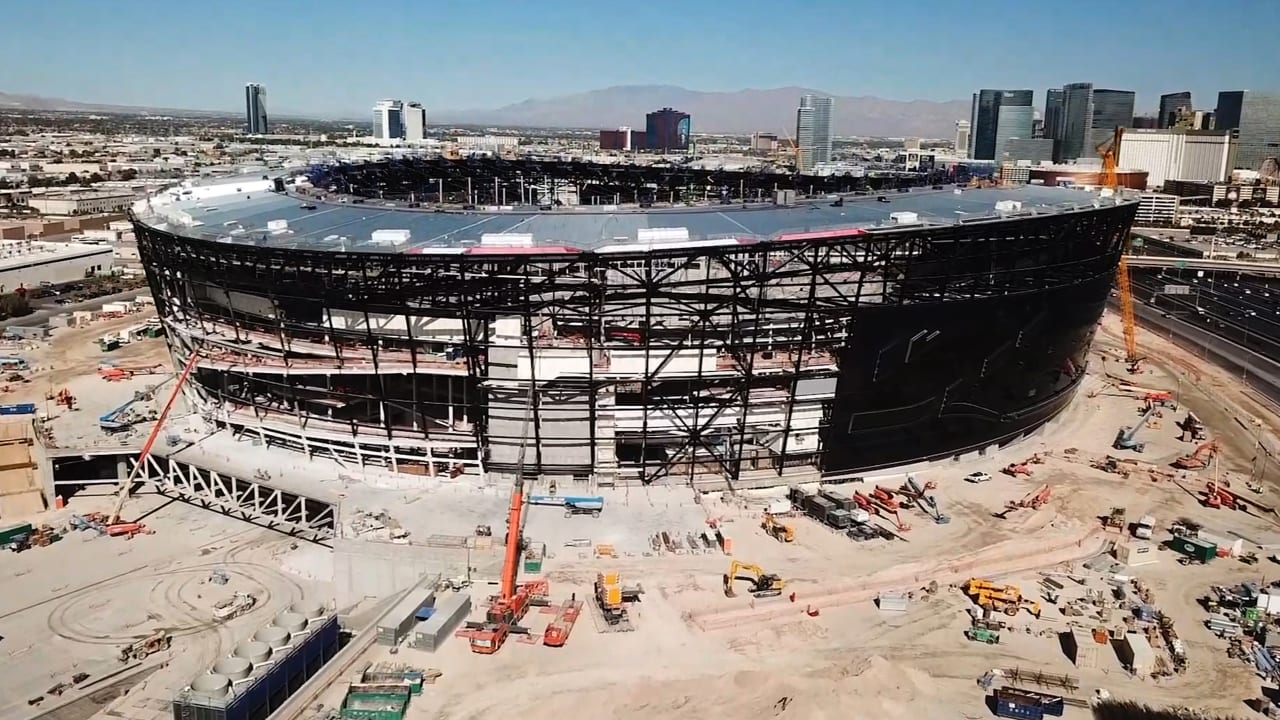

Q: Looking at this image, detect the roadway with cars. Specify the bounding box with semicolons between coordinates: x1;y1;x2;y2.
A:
1130;268;1280;408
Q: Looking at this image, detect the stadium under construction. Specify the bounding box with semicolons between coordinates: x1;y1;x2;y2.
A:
129;160;1138;491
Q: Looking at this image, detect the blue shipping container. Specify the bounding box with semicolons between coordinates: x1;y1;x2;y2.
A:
994;689;1046;720
0;403;37;416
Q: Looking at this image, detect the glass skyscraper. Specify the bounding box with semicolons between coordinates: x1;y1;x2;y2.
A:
1233;92;1280;170
244;83;268;135
795;94;833;171
1159;92;1192;129
968;90;1032;161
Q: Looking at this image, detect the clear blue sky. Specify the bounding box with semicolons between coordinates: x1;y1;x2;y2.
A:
2;0;1276;118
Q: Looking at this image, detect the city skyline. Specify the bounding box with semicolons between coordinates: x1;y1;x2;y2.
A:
3;0;1278;118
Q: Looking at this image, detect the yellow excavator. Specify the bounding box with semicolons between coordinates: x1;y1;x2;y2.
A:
723;561;786;598
964;578;1042;618
761;513;795;543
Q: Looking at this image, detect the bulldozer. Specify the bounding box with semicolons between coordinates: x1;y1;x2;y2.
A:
117;629;171;662
761;513;795;543
723;561;786;599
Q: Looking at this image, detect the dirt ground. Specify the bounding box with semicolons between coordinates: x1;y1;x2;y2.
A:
308;311;1280;720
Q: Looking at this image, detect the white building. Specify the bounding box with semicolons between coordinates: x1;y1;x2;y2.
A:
28;190;136;215
954;120;971;158
1118;129;1236;188
403;102;427;143
1136;192;1179;225
372;100;404;141
454;135;522;153
0;240;114;292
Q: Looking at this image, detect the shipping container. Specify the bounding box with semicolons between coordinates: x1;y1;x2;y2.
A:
377;587;437;647
1007;688;1064;717
993;689;1045;720
411;592;471;652
1061;628;1100;668
819;489;854;512
0;522;34;545
825;508;852;529
1118;632;1156;677
0;403;37;416
806;496;837;523
1168;535;1217;563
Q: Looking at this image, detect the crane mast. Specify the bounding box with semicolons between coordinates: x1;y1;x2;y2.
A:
1099;127;1142;373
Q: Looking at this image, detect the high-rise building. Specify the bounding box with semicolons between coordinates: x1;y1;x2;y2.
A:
372;99;405;141
968;90;1033;160
1089;89;1136;156
244;83;268;135
1214;91;1244;131
1043;89;1064;140
1056;83;1135;161
1219;91;1280;170
994;104;1034;160
954;120;971;158
1158;92;1192;129
645;107;691;153
1132;116;1160;129
403;102;427;143
795;94;834;171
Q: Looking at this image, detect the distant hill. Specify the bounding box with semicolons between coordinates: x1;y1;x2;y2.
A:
1;85;971;137
0;91;228;117
438;85;970;138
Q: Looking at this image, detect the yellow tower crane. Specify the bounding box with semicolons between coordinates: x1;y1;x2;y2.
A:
1098;127;1143;373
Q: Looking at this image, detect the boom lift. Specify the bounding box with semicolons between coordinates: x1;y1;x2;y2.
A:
998;485;1051;518
900;477;950;525
1113;405;1159;452
106;351;201;528
722;561;786;599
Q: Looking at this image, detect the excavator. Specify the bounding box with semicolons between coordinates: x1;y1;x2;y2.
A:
1174;440;1219;470
723;561;786;599
964;579;1042;618
761;514;795;543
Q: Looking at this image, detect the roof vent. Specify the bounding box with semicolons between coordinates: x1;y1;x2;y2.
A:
480;233;534;247
637;227;690;244
371;229;411;246
888;212;919;225
994;200;1023;213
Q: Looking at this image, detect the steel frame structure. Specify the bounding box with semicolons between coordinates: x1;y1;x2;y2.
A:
305;157;960;206
133;195;1136;490
132;454;336;542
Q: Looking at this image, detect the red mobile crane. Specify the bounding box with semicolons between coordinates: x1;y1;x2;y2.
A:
463;385;549;654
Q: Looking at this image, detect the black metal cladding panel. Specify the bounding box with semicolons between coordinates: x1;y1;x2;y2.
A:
132;200;1134;475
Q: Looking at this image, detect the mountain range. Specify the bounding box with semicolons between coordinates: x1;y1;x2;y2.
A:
1;85;971;137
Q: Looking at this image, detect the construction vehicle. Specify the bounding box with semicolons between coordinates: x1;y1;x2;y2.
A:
213;592;257;622
761;513;795;542
1102;126;1143;375
542;598;583;647
899;477;951;524
998;484;1051;518
1174;440;1219;470
723;561;786;599
964;579;1042;618
872;486;900;511
1179;413;1207;442
1002;463;1034;478
117;630;171;662
1204;481;1241;510
98;364;163;382
1143;391;1175;409
106;522;153;539
67;513;107;536
965;627;1001;644
462;384;550;655
107;352;201;527
1114;405;1159;452
594;571;642;629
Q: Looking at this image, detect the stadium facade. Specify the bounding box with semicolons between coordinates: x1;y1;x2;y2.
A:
130;161;1137;490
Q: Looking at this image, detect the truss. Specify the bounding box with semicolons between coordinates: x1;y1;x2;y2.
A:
131;454;336;543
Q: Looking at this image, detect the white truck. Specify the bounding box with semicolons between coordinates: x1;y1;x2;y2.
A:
213;592;257;622
1133;515;1156;540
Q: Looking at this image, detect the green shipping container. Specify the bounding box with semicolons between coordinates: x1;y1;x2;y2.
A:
341;692;410;720
0;522;33;545
1169;535;1217;563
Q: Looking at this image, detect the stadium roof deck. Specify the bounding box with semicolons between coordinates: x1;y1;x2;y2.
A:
135;183;1131;255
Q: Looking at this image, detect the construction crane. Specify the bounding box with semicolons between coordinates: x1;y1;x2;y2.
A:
1114;404;1159;452
465;383;548;655
1100;126;1144;375
106;351;201;527
722;561;786;599
964;579;1042;618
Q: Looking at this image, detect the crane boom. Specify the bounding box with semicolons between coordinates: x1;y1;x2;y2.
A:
1117;254;1141;367
500;383;537;601
108;351;201;525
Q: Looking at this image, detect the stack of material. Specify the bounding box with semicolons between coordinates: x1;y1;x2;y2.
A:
0;422;43;517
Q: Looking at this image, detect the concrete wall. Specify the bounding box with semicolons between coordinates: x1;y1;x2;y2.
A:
333;536;501;609
0;248;114;291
